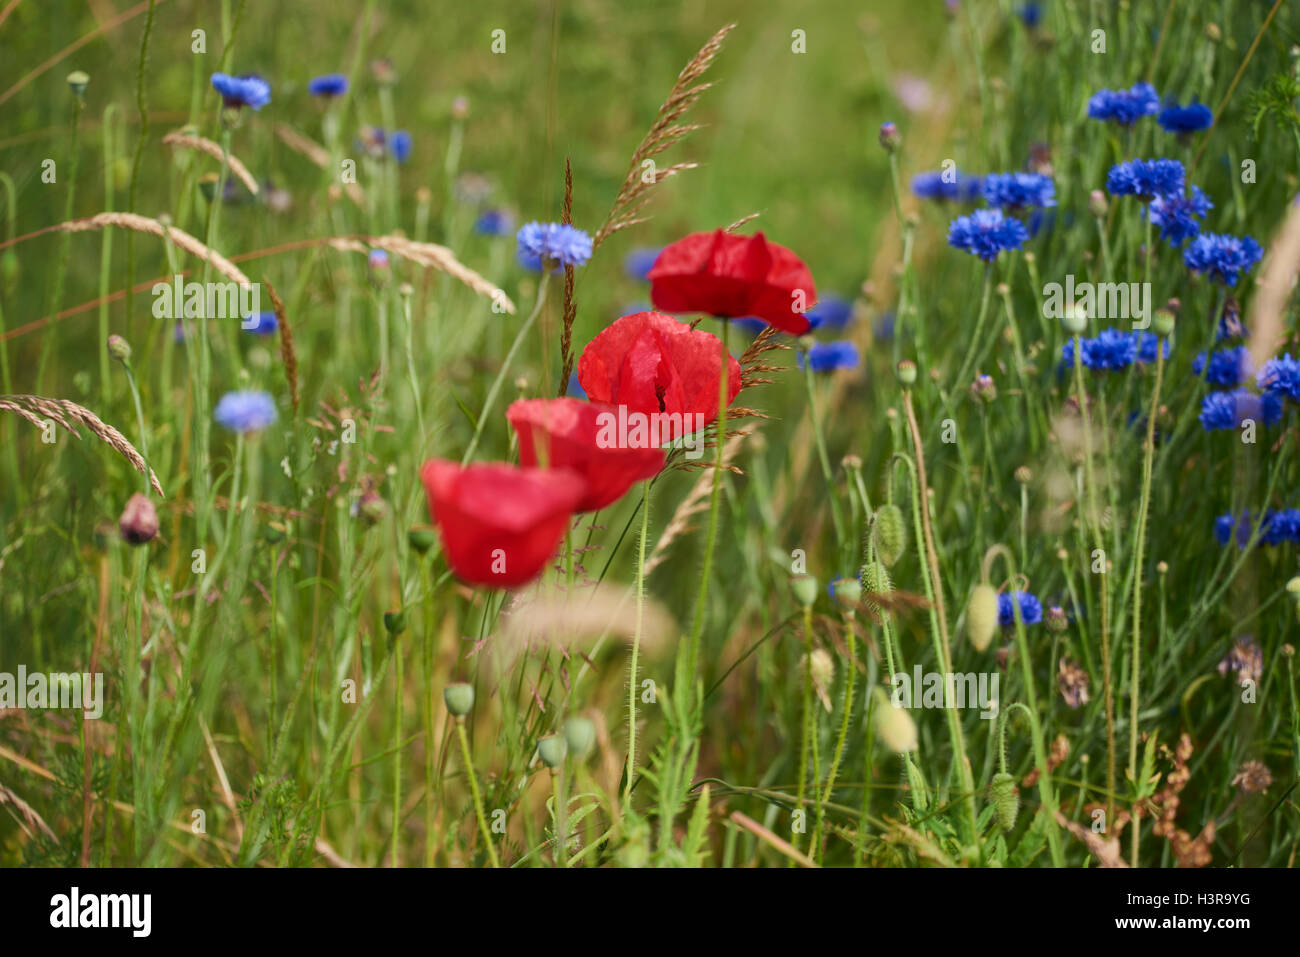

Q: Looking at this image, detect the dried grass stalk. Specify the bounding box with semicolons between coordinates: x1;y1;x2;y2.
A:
593;22;735;248
273;124;365;205
0;394;164;496
366;234;516;313
263;279;299;414
558;158;579;393
162;130;260;195
58;212;252;286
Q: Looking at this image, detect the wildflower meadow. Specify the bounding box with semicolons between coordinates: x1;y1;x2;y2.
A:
1;0;1299;908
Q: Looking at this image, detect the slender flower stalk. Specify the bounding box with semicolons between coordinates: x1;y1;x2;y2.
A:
454;719;499;867
625;480;651;802
954;265;994;389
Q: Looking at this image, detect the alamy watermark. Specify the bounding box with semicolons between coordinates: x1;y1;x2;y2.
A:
594;405;707;460
1042;274;1151;329
151;274;262;327
0;666;104;719
890;665;999;719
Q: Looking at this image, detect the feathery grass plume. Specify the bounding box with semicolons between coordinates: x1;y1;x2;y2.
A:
0;781;57;842
1246;199;1300;376
592;23;735;248
642;428;752;576
263;278;299;414
0;394;163;496
162;130;260;195
965;583;1000;651
872;503;907;566
487;582;676;675
557;158;578;394
362;234;515;313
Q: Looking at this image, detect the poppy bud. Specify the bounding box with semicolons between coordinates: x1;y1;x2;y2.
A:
118;493;159;545
537;733;567;769
872;504;907;566
107;334;132;364
383;610;406;636
1152;307;1175;338
564;716;596;759
873;687;917;753
66;70;89;98
443;682;475;718
790;573;819;608
859;561;894;614
965;583;999;651
830;577;861;607
1061;301;1087;335
1088;189;1108;218
990;771;1019;830
408;525;437;554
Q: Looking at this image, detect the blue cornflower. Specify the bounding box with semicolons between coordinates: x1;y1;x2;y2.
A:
1145;185;1212;245
1217;300;1245;341
732;317;770;337
214;390;277;433
874;312;895;342
1019;2;1042;28
389;130;411;163
1199;389;1282;431
1262;509;1300;545
1258;354;1300;402
1087;82;1159;126
797;340;860;372
806;295;855;331
623;247;663;281
243;311;278;336
566;372;586;399
997;590;1042;627
947;209;1030;261
911;170;983;203
1106;158;1185;201
1133;331;1170;364
368;249;389;270
211;73;271;111
1183;233;1263;286
1061;328;1137;371
1215;511;1251;547
1157;100;1212;134
981;171;1057;210
1193;346;1249;386
474;209;515;236
307;73;348;98
516;222;593;271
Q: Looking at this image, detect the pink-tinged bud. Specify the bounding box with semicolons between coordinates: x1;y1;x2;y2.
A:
119;493;159;545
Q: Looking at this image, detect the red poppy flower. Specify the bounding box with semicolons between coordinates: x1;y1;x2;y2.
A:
647;229;816;335
419;458;585;587
576;311;742;436
507;398;665;512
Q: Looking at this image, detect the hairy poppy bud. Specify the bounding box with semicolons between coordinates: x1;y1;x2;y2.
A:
966;583;1000;651
537;733;567;769
443;682;474;718
874;687;918;753
118;493;158;545
563;716;596;759
860;561;894;614
990;771;1019;830
872;503;907;566
408;526;437;554
383;611;406;636
790;574;819;608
